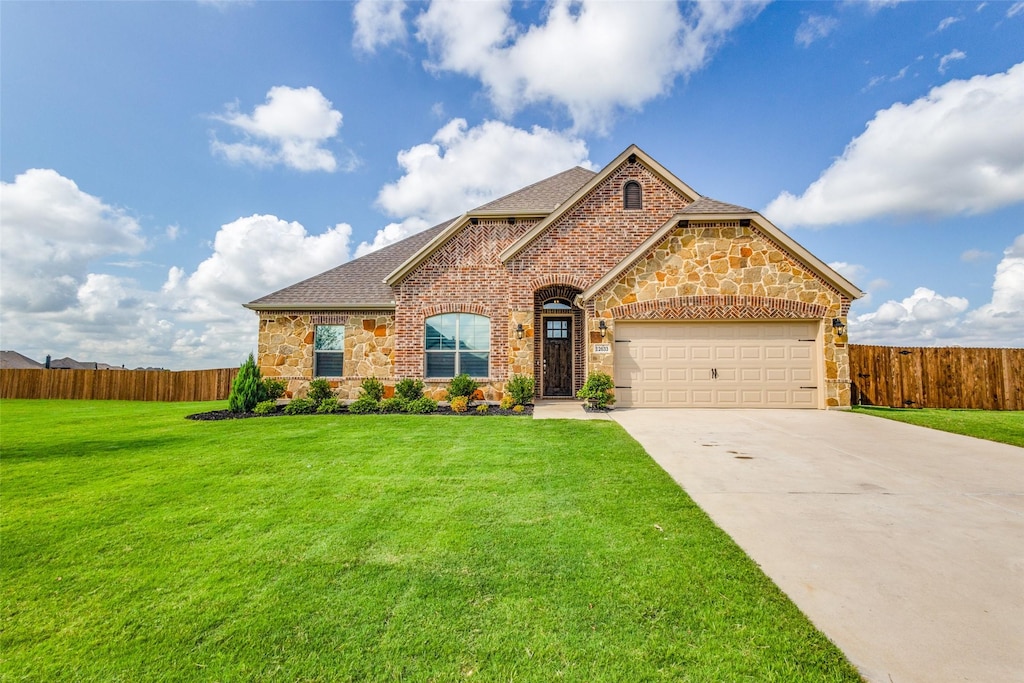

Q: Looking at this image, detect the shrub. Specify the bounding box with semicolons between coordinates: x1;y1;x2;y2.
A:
253;400;278;416
404;397;438;414
261;378;287;401
512;404;525;413
394;378;425;402
283;397;316;415
348;395;380;414
499;395;515;410
360;377;386;402
308;378;334;406
316;397;344;414
577;372;616;410
505;374;535;406
228;353;263;413
379;397;407;414
446;373;479;402
476;404;489;414
449;396;469;413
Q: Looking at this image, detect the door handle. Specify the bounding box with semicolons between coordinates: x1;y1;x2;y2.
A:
712;368;718;380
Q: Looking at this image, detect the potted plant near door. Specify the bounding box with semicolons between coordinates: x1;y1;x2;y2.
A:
577;372;616;411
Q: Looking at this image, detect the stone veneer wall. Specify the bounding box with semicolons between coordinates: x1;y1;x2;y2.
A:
256;311;395;399
588;222;853;407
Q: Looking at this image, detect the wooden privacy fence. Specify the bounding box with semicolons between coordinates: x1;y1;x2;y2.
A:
0;368;238;402
849;345;1024;411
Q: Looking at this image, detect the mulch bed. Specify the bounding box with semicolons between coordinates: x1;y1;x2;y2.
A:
186;404;534;421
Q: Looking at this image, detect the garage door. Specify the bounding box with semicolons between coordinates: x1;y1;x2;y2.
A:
613;321;819;408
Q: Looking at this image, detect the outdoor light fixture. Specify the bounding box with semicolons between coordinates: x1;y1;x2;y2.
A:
832;318;847;338
599;320;608;338
516;323;524;340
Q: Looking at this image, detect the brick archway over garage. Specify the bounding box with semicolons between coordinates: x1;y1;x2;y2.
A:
610;295;828;321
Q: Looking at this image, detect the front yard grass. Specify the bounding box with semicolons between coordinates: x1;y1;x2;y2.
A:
853;406;1024;447
1;400;860;682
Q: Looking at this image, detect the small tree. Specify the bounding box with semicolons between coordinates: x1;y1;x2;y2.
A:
228;353;263;413
505;374;535;406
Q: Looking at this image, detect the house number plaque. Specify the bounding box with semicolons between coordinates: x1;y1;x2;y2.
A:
593;344;611;354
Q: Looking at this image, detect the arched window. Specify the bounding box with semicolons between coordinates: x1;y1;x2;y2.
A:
623;181;642;210
424;313;490;378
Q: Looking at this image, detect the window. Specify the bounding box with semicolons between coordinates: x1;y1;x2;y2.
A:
543;298;572;310
623;181;642;210
425;313;490;377
314;325;345;377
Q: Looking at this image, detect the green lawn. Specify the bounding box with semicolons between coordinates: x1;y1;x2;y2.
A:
853;406;1024;447
1;400;860;682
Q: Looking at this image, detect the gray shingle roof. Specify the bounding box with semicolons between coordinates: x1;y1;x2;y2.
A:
679;196;753;214
474;167;596;213
247;166;597;310
246;219;454;310
0;350;44;369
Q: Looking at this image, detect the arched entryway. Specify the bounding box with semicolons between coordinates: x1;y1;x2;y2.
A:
533;285;584;398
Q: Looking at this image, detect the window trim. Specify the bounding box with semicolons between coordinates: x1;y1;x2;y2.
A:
623;180;642;210
424;312;490;379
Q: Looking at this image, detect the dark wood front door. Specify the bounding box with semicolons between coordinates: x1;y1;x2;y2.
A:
543;316;572;397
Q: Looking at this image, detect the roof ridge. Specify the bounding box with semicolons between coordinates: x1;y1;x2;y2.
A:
473;166;596;213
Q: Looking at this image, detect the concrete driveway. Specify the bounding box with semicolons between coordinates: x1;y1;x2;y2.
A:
610;409;1024;683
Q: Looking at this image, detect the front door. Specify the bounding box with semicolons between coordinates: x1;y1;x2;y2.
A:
543;316;572;396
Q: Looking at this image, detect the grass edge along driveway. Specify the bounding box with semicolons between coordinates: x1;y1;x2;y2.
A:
853;406;1024;448
1;400;861;682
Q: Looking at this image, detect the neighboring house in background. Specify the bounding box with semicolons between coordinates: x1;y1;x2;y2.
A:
247;145;863;408
0;351;44;369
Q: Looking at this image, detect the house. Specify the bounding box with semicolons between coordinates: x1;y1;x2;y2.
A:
246;145;862;408
0;351;44;369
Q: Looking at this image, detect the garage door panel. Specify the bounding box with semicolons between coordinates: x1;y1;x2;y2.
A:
615;321;820;408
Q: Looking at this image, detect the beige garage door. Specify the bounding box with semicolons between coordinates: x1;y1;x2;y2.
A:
614;321;820;408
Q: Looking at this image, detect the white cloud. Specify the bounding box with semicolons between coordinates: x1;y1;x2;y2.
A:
851;235;1024;346
0;169;147;313
412;0;766;133
765;62;1024;227
828;261;867;282
937;16;961;31
938;48;966;73
353;0;407;54
961;248;993;262
357;119;591;255
0;168;356;368
1008;2;1024;18
211;86;348;172
795;15;839;47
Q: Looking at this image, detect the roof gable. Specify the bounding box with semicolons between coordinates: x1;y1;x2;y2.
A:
579;204;863;302
498;144;700;263
384;166;596;286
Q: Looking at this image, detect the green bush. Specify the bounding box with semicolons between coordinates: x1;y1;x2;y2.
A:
360;377;386;402
283;398;316;415
228;353;263;413
446;373;479;401
404;397;438;414
449;396;469;413
476;404;489;414
316;397;344;414
347;395;380;414
512;404;525;414
505;374;535;406
379;397;407;414
253;400;278;416
308;379;334;406
394;378;425;402
577;372;616;409
261;378;287;401
499;395;515;410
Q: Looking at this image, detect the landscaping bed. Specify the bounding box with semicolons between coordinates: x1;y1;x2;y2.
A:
186;403;535;420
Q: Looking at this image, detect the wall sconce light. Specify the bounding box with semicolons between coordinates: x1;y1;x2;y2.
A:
598;320;608;338
832;318;847;338
516;323;524;340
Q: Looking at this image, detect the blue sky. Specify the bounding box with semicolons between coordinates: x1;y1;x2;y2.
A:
2;0;1022;369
